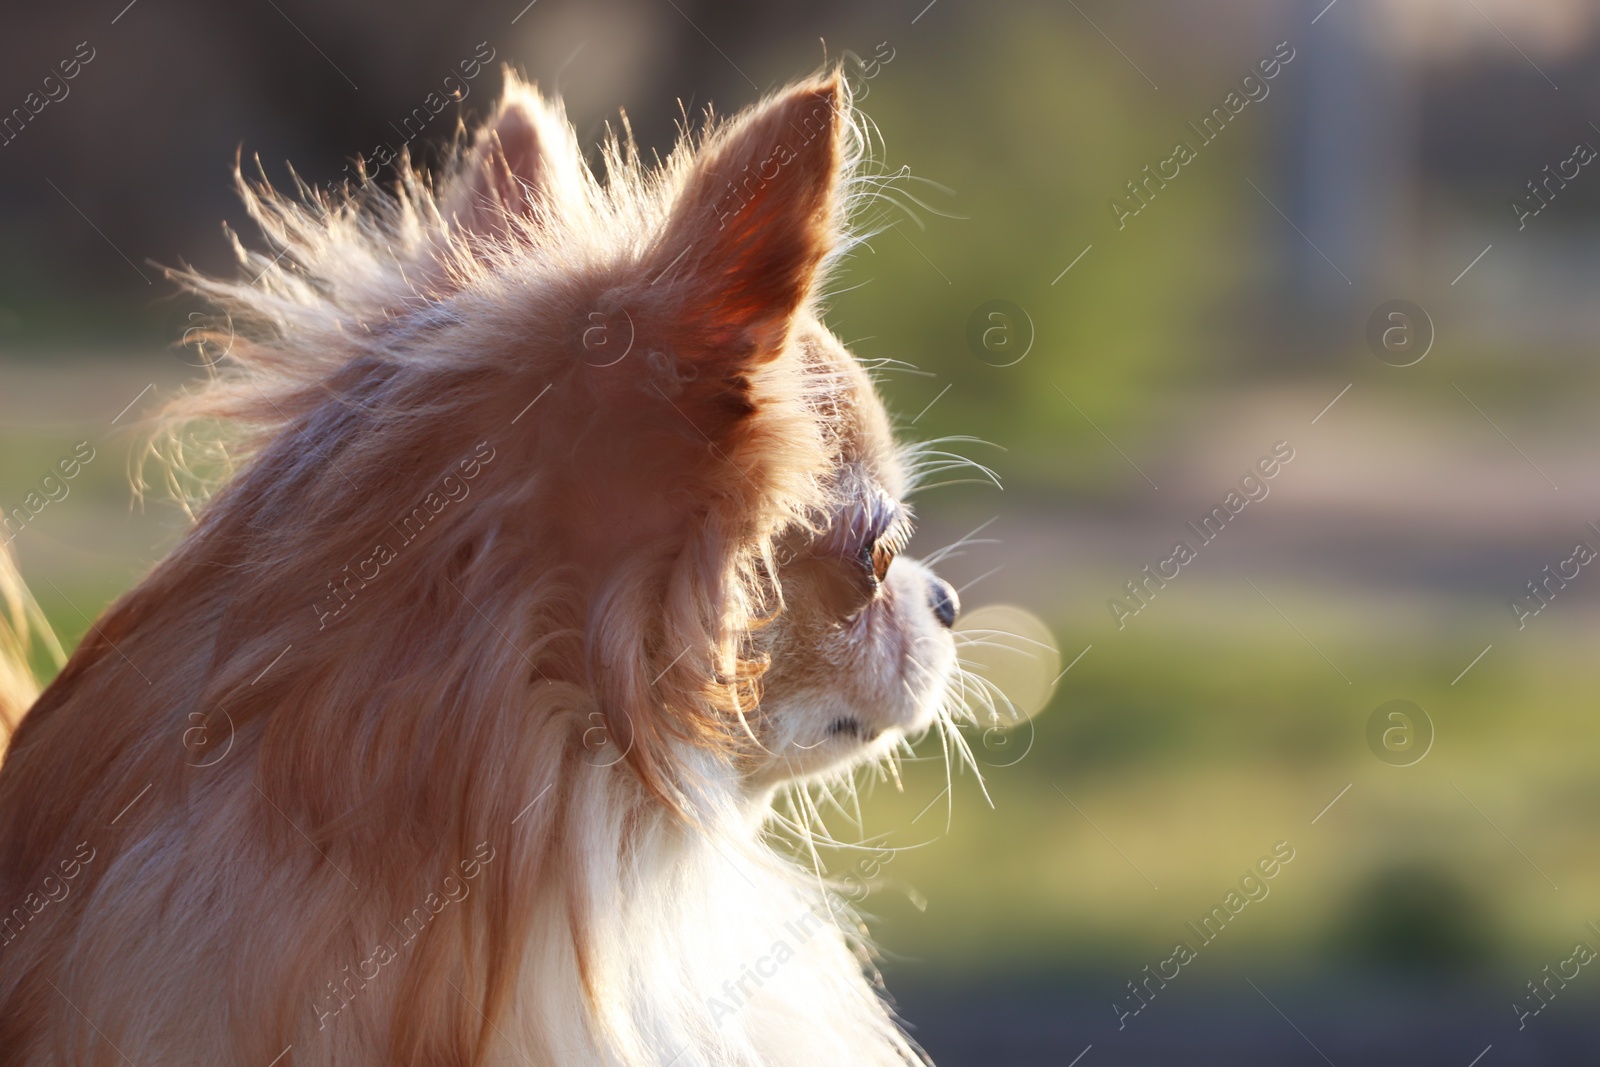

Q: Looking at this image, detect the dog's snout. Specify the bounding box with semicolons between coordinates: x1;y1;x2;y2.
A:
928;576;959;628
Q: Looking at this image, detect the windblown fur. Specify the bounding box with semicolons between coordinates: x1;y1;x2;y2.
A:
0;548;54;748
0;69;966;1066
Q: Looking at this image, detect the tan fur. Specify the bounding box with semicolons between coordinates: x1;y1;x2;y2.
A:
0;545;55;752
0;71;961;1066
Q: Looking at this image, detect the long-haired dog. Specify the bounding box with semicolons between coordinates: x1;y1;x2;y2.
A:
0;70;973;1065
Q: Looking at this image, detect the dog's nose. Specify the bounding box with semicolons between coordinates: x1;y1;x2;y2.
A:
928;576;959;628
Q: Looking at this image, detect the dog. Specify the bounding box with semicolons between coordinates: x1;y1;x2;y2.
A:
0;69;970;1066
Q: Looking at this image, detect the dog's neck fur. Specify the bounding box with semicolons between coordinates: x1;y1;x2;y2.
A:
496;765;917;1066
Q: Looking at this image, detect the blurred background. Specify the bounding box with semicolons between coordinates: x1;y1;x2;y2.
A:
5;0;1600;1061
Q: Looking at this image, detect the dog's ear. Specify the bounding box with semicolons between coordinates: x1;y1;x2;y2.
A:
444;74;587;237
648;76;847;360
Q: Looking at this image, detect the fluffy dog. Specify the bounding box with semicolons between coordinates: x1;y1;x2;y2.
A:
0;70;970;1066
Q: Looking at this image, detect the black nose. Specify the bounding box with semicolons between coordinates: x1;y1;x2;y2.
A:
929;576;959;628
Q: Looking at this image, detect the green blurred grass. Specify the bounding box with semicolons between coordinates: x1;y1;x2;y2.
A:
844;616;1600;971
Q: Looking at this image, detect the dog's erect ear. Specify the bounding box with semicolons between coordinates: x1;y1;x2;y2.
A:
444;74;587;237
650;77;848;358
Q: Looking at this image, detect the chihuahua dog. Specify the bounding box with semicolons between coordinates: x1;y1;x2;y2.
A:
0;70;967;1066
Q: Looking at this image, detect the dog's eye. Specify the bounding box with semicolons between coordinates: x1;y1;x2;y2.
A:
862;514;912;587
868;540;895;583
815;492;913;611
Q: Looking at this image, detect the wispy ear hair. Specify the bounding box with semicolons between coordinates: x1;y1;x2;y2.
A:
443;70;592;240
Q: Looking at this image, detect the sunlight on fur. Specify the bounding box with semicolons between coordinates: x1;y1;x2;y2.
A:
0;68;1016;1067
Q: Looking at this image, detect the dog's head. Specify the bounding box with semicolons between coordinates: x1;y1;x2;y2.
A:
178;72;961;803
467;73;966;789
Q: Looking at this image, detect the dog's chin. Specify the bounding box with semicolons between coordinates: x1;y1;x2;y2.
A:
745;688;945;793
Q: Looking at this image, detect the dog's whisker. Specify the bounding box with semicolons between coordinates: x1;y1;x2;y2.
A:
920;538;1001;569
954;626;1058;651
